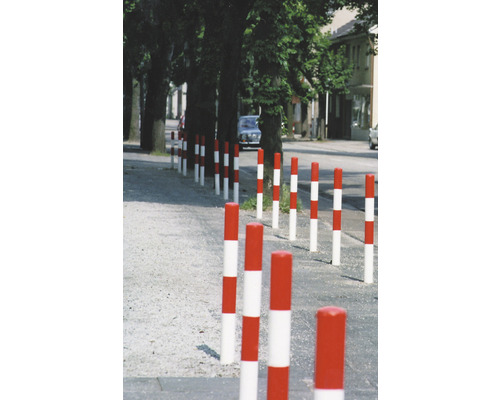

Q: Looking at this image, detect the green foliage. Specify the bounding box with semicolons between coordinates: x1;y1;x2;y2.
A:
240;184;302;214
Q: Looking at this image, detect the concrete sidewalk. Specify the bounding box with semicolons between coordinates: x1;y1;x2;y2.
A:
123;142;377;399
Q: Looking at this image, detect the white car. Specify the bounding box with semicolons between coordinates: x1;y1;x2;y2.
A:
369;125;378;149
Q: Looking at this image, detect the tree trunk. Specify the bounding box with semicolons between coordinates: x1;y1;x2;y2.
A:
216;0;256;188
129;77;140;142
123;69;132;141
317;93;326;140
141;47;171;152
286;102;294;138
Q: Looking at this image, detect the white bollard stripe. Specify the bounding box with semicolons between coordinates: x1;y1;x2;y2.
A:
257;164;263;179
243;271;262;317
311;181;319;201
365;197;374;221
272;201;279;229
310;219;318;252
289;209;297;241
314;389;345;400
234;182;239;204
273;169;280;183
332;231;341;266
291;174;298;192
333;188;342;210
364;245;374;283
240;361;259;400
256;193;263;219
268;310;291;367
223;240;238;277
221;313;236;364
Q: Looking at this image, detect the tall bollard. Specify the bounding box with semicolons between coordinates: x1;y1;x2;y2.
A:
234;144;240;204
224;141;229;200
364;174;375;283
177;132;182;174
257;149;264;219
194;134;200;183
221;202;239;365
272;153;281;229
314;306;346;400
310;162;319;252
182;132;188;176
200;135;205;186
170;131;175;169
332;168;342;266
239;223;264;400
267;251;293;400
214;139;220;195
289;157;298;241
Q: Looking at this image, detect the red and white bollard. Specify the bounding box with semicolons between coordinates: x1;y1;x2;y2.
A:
310;162;319;252
267;251;293;400
272;153;281;229
332;168;342;266
239;222;264;400
194;134;200;183
170;131;175;169
257;149;264;219
200;135;205;186
289;157;298;241
314;306;346;400
224;141;230;200
221;202;239;365
234;144;240;204
182;132;188;176
364;174;375;283
214;139;220;195
177;132;182;174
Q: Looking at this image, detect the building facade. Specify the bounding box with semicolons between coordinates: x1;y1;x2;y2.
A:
326;9;378;140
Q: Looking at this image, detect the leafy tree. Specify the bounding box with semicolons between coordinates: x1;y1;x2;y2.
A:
242;0;354;192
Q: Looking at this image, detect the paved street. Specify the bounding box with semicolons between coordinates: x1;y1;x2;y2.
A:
124;126;377;399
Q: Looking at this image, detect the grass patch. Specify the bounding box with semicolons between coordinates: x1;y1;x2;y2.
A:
241;184;302;214
150;151;169;157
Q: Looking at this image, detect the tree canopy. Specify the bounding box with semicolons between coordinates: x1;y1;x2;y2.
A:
123;0;377;186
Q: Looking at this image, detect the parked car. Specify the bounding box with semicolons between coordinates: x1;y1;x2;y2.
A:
238;115;261;150
369;124;378;149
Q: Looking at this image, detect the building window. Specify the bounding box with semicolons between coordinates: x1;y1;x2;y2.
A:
356;45;360;69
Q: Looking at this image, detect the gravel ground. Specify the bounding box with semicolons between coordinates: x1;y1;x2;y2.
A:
123;149;240;377
123;144;378;398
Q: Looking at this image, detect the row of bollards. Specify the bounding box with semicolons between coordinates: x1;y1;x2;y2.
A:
169;133;376;283
223;203;346;400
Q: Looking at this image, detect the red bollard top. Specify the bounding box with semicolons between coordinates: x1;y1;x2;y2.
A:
311;162;319;181
195;134;199;144
258;148;264;164
274;152;281;170
224;203;239;241
315;306;347;390
244;223;263;271
234;144;239;157
225;141;229;153
215;139;219;151
334;168;343;189
270;251;293;310
291;157;298;175
365;174;375;198
201;135;205;145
